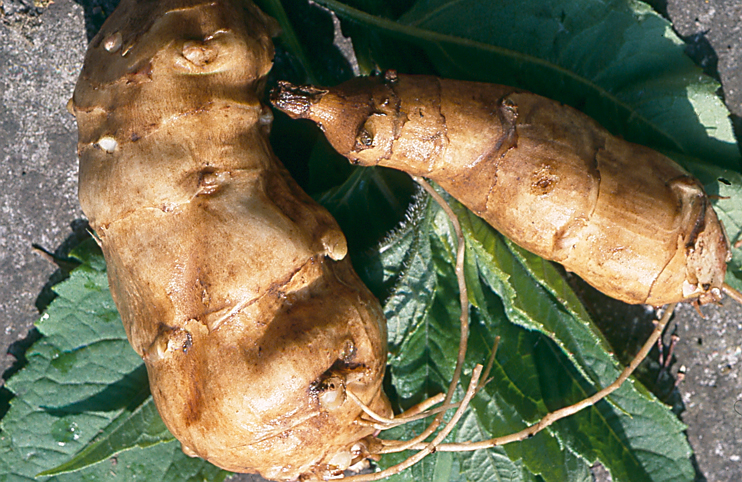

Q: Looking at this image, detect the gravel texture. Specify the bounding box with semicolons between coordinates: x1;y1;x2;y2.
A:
1;1;740;481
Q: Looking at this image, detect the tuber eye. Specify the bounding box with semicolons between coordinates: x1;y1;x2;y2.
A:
182;40;218;66
102;32;122;53
95;136;117;153
356;127;373;148
196;169;229;196
339;339;356;362
317;376;346;411
259;106;273;126
327;451;352;471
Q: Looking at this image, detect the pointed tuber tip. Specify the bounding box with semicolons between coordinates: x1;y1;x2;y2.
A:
270;81;328;119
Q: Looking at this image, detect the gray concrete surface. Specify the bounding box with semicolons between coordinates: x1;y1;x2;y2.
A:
675;300;742;482
1;0;86;375
1;1;740;481
666;0;742;118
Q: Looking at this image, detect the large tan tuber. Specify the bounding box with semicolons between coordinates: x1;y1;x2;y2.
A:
272;72;732;306
71;0;390;479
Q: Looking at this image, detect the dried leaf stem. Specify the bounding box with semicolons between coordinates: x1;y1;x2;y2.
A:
406;302;678;452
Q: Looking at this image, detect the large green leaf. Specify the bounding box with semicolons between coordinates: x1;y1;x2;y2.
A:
0;241;226;482
315;0;740;170
366;191;694;482
37;396;173;476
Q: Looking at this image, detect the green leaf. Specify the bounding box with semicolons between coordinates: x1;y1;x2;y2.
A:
455;410;539;482
360;191;437;351
318;166;417;254
366;192;693;482
256;0;323;84
363;193;593;482
315;0;740;170
38;396;173;476
256;0;359;86
0;240;226;481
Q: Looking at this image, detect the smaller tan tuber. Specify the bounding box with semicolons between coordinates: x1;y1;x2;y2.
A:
272;72;733;307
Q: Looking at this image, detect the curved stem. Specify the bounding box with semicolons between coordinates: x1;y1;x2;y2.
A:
343;366;483;481
378;176;469;454
723;283;742;305
404;303;677;452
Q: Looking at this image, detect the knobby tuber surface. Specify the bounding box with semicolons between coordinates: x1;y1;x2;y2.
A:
71;0;390;479
273;73;731;306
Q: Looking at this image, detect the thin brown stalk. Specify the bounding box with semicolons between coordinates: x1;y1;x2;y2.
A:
723;283;742;305
404;303;677;452
342;366;483;481
378;176;469;453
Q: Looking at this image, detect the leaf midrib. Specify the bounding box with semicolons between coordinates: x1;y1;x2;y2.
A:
312;0;685;154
